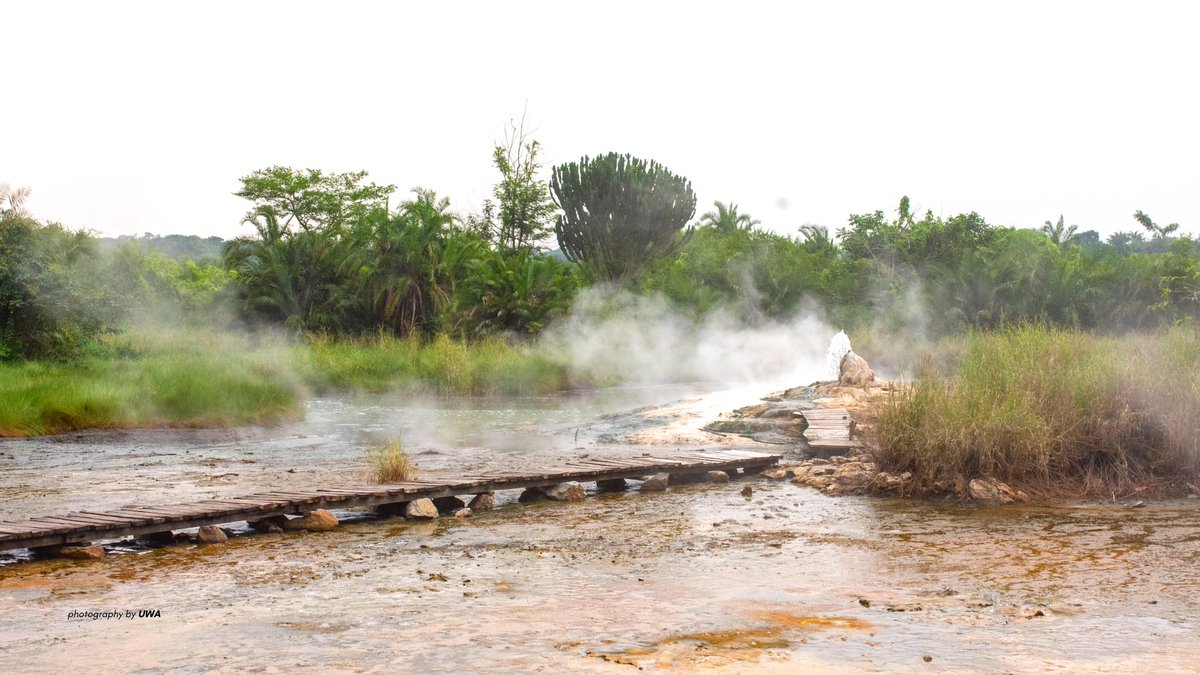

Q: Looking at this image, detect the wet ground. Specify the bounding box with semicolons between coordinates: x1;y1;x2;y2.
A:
1;386;1197;672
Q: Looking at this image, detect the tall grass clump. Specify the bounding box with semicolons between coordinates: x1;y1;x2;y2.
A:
871;325;1200;496
366;438;417;483
0;330;304;437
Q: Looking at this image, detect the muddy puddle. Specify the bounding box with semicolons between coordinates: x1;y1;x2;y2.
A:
1;386;1197;672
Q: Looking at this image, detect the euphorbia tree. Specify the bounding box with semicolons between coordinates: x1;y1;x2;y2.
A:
550;153;696;283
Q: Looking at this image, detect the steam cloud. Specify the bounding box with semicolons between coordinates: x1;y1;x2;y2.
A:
544;287;837;389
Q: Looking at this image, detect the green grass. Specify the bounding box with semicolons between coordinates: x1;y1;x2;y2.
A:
299;333;571;396
0;341;302;437
0;329;574;437
870;325;1200;496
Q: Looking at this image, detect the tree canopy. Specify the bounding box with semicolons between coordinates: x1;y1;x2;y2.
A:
550;153;696;283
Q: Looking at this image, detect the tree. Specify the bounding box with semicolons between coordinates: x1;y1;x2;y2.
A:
1134;210;1180;240
0;184;32;218
1040;215;1078;250
698;201;759;233
550;153;696;283
235;166;395;233
487;113;558;254
0;190;121;359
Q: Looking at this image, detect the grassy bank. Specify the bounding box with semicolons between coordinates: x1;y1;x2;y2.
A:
0;331;572;437
299;333;571;396
870;326;1200;497
0;343;302;437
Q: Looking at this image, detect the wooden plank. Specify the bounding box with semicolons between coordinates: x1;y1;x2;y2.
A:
102;510;169;523
314;489;377;496
79;511;152;523
128;504;223;517
66;511;138;523
34;516;114;530
253;492;326;501
0;523;48;534
117;508;200;519
808;438;862;448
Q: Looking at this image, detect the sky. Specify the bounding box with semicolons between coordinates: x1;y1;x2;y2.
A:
4;0;1198;241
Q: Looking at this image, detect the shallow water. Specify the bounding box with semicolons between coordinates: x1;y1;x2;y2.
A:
1;388;1197;673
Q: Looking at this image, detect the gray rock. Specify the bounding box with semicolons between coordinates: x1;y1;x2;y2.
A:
839;351;876;386
640;473;669;491
543;481;586;502
197;524;228;544
406;498;439;519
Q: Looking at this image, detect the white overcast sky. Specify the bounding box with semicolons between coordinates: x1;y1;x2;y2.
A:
4;1;1198;240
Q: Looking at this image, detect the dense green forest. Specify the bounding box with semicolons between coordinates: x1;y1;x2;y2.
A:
3;155;1197;364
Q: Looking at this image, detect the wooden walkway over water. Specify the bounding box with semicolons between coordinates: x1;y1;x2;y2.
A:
0;449;781;552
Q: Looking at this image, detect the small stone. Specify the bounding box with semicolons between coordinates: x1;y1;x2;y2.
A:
761;467;790;480
596;478;628;492
922;655;932;663
968;477;1019;505
741;485;753;497
454;508;473;518
468;493;495;511
640;473;669;491
543;482;587;502
432;496;467;514
248;515;288;533
283;509;339;532
706;471;730;484
858;598;870;608
58;544;106;560
406;498;439;519
197;524;228;544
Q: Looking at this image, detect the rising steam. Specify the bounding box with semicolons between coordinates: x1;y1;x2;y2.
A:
543;287;837;389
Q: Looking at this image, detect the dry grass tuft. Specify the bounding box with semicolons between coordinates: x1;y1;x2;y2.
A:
367;439;417;483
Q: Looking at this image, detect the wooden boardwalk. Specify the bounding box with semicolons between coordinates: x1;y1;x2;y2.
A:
799;408;862;452
0;449;780;552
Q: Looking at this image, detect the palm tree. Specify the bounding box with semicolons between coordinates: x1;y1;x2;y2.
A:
798;224;835;253
1134;210;1180;239
698;201;759;233
1040;215;1078;250
0;184;32;219
222;207;306;330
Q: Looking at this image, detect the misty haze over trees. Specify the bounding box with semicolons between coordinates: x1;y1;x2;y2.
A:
2;136;1199;363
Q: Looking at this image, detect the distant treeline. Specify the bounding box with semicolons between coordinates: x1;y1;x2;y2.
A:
2;152;1197;362
96;233;225;262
